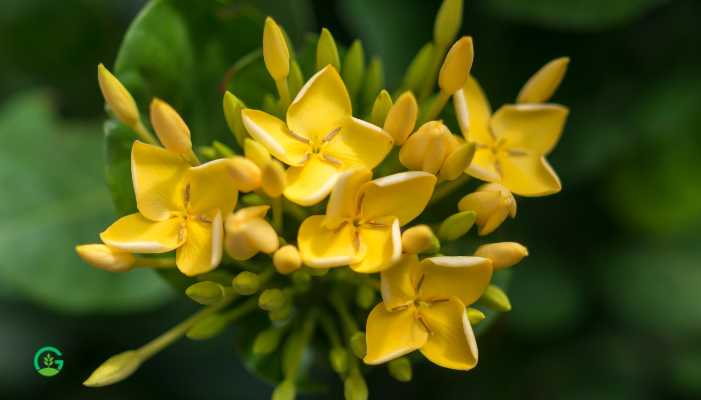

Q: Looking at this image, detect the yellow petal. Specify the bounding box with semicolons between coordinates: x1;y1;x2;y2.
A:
100;213;184;253
454;76;492;144
383;91;418;145
131;141;189;221
418;297;478;371
243;138;271;168
323;168;372;230
380;254;421;310
363;303;428;365
498;154;562;196
287;66;351;141
438;36;474;95
241;109;310;166
298;215;363;268
491;104;568;155
351;217;401;273
360;171;436;226
465;147;500;182
229;205;270;223
186;159;239;216
323;116;393;169
241;218;280;254
261;160;286;198
284;157;340;206
176;212;222;276
479;206;510;236
418;256;492;306
517;57;569;104
224;229;258;261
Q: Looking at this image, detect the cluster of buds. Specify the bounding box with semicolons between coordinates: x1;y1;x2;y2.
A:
78;0;570;398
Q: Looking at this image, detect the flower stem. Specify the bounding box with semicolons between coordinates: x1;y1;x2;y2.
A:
318;310;343;348
133;256;176;268
275;78;291;110
133;120;159;145
221;296;259;323
283;308;319;380
421;91;450;123
283;198;308;222
330;292;359;337
272;196;284;233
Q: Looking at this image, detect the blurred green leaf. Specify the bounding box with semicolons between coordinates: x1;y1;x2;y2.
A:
0;91;173;313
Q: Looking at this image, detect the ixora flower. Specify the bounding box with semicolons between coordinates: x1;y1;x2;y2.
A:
79;1;572;397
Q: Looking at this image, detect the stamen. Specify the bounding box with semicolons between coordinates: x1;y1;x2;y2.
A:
494;160;502;177
321;153;342;166
363;220;387;229
322;127;341;142
286;129;310;144
183;184;191;206
417;314;432;335
507;149;528;157
353;230;361;252
197;215;212;224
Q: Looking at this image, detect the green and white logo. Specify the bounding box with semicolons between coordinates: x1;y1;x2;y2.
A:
34;346;63;377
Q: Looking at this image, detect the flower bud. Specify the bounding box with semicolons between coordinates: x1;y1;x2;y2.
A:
439;142;475;181
401;43;434;92
263;17;290;81
232;271;261;295
273;245;302;275
225;206;279;260
517;57;570;104
268;303;293;321
329;347;350;375
458;183;517;236
259;288;286;311
223;91;247;146
480;285;512;312
262;160;286;198
212;140;234;157
244;138;271;168
291;269;312;291
185;314;228;340
226;156;261;192
474;242;528;270
186;281;226;305
75;244;135;272
383;91;418;145
149;98;192;154
316;28;341;71
288;60;304;98
272;380;296;400
388;357;412;382
344;368;368;400
97;64;139;127
467;307;486;325
350;331;367;359
438;210;476;241
399;121;460;175
369;90;393;126
401;225;440;254
355;285;377;310
438;36;474;95
434;0;464;48
362;57;384;111
83;350;142;387
253;327;283;355
342;40;366;99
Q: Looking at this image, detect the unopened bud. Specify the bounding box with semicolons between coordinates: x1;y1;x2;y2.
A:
362;57;384;111
316;28;341;71
186;281;226;305
269;303;293;321
399;121;460;175
517;57;570;104
273;245;302;275
291;270;311;291
401;43;434;92
330;347;350;375
369;90;393;126
212;140;234;157
350;332;367;359
253;327;283;355
244;138;271;168
76;244;135;272
342;40;366;99
467;307;486;325
259;288;286;311
225;206;279;260
401;225;440;254
232;271;261;295
438;36;474;95
262;160;286;198
474;242;528;270
186;314;228;340
97;64;139;127
344;368;368;400
355;285;377;310
226;156;261;192
272;380;296;400
223;91;247;146
83;350;142;387
288;60;304;98
383;92;418;145
263;17;290;81
480;285;512;312
388;357;412;382
434;0;464;48
439;142;475;181
458;183;517;236
149;98;192;154
438;210;476;241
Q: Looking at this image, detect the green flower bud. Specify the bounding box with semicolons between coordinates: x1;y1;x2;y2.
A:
212;140;235;158
232;271;261;295
269;303;293;322
253;327;283;356
272;380;296;400
291;269;311;291
434;0;464;48
185;314;228;340
362;57;384;112
83;350;142;387
438;210;476;241
342;40;366;99
222;91;247;146
369;89;393;126
480;285;512;312
259;288;286;311
240;192;267;206
316;28;341;71
198;146;217;160
185;281;225;305
288;60;304;99
344;368;368;400
467;307;486;325
355;285;377;310
262;93;281;117
329;347;350;375
401;42;435;92
388;357;413;382
350;332;367;359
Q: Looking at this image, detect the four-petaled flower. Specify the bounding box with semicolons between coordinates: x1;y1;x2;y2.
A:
241;65;394;206
454;77;568;196
299;168;436;273
100;141;238;276
364;254;493;370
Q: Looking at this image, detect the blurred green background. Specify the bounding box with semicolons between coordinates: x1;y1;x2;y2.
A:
1;0;700;398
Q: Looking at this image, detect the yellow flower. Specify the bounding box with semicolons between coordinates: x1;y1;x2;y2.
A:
241;66;394;206
364;254;492;370
224;206;279;260
100;141;238;276
298;168;436;273
454;77;568;196
399;121;473;180
458;182;516;235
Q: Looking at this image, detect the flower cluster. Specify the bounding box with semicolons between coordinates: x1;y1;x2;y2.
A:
77;0;569;397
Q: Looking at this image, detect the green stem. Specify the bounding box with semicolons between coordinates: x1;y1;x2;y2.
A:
318;310;343;348
284;308;320;380
133;256;176;269
330;292;359;337
283;198;308;222
272;196;284;233
275;78;291;110
133;120;159;145
429;174;471;205
221;296;259;322
421;91;450;123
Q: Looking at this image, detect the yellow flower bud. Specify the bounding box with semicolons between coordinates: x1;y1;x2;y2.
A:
149;98;192;154
83;350;142;387
243;138;271;168
458;183;516;236
185;281;226;305
226;156;262;192
467;307;486;325
97;63;140;127
369;89;393;126
434;0;464;48
439;142;475;181
222;91;247;146
474;242;528;270
388;357;412;382
517;57;570;104
273;245;302;275
75;244;135;272
316;27;341;71
225;206;279;260
480;285;512;312
263;17;290;81
261;160;286;198
399;121;460;175
383;91;418;145
401;225;439;254
438;36;474;95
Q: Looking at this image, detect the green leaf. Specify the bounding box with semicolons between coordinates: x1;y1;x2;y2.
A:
0;91;173;313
